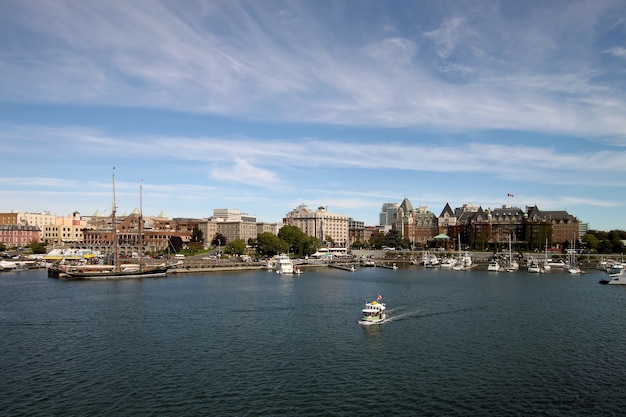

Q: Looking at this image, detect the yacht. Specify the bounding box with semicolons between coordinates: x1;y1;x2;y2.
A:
487;260;501;272
275;254;294;275
600;269;626;285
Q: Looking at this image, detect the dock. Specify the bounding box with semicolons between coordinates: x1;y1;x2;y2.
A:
329;263;356;272
376;263;398;270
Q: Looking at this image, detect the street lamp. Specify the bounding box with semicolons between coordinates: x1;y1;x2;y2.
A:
218;239;221;259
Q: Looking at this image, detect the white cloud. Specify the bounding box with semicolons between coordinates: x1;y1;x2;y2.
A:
603;46;626;58
211;158;280;186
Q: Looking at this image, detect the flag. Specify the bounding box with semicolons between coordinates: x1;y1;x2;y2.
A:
507;193;514;197
377;294;382;301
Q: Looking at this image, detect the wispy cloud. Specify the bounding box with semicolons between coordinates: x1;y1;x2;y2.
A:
604;46;626;58
1;1;625;138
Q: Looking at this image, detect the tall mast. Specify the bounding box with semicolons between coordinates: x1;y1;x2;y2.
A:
139;179;144;271
112;167;119;271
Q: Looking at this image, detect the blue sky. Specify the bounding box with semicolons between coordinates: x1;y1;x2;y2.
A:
1;1;625;231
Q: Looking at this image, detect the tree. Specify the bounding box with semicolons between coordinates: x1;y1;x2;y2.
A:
169;236;183;252
277;225;320;257
385;229;403;249
27;241;47;254
351;239;365;250
581;233;600;253
369;232;385;249
226;239;247;256
187;242;204;252
257;232;289;257
212;233;227;247
191;227;204;243
302;236;321;256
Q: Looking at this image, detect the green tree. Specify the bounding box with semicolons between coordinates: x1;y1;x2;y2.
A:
302;236;321;256
187;241;204;252
278;225;320;256
27;241;47;254
226;239;247;256
385;229;403;249
368;232;385;249
257;232;289;257
351;239;365;250
191;227;204;243
581;233;600;253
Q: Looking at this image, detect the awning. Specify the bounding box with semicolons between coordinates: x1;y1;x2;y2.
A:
433;234;451;240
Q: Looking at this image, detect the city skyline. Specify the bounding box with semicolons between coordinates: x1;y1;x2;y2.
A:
1;1;625;231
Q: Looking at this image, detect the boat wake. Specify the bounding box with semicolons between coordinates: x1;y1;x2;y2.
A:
383;306;485;323
384;307;425;323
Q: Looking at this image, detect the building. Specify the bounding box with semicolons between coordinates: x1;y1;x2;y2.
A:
283;204;349;247
348;218;365;245
440;203;579;251
392;199;438;247
0;225;41;247
379;203;398;227
209;209;259;244
42;224;85;245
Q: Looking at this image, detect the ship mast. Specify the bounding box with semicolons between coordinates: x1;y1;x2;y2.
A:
139;179;144;271
112;168;119;272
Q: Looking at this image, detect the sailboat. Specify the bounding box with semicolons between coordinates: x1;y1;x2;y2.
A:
64;171;168;280
567;238;582;274
505;234;519;272
452;234;467;271
542;239;551;272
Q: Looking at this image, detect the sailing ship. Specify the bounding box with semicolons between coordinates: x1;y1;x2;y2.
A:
64;171;168;280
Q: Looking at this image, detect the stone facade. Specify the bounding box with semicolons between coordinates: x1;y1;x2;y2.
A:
283;204;349;247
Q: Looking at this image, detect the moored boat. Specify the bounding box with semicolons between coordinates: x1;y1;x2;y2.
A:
275;254;294;274
487;260;501;272
358;295;386;325
62;172;169;280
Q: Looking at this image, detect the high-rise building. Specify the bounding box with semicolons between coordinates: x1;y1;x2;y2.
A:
379;203;398;226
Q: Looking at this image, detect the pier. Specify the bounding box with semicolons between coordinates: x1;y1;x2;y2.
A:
329;263;356;272
376;263;398;270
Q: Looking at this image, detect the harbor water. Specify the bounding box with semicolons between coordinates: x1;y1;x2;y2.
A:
1;266;625;416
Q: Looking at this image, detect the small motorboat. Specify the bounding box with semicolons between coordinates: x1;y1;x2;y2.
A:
358;295;387;325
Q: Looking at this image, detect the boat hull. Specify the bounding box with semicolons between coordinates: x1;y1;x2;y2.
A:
358;316;387;325
64;267;169;280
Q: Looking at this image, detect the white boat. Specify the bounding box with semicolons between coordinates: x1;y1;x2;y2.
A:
421;251;439;267
547;259;566;268
607;262;625;276
0;260;34;271
600;268;626;285
62;173;168;280
275;254;294;274
294;265;303;275
505;234;519;272
358;295;386;325
527;258;543;273
487;260;501;272
360;257;376;267
567;240;582;274
452;235;469;271
440;257;455;268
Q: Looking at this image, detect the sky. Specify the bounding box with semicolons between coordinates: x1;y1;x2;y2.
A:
1;1;625;231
